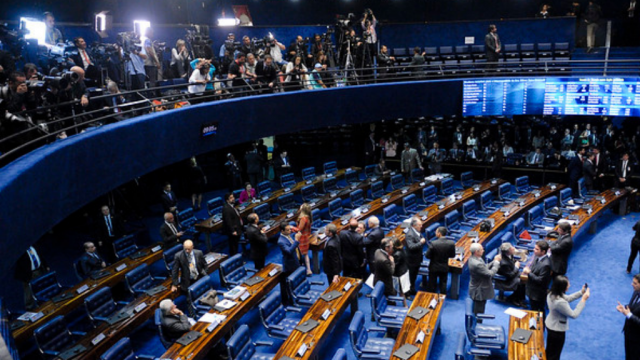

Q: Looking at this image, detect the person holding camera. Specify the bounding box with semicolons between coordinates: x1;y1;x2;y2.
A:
227;52;247;93
240;36;256;58
361;9;378;57
265;35;287;66
122;44;147;91
288;36;312;66
171;39;191;79
219;33;236;59
284;54;308;92
188;59;211;96
142;28;161;89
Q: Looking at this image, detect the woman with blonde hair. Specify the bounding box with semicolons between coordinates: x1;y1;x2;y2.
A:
296;203;313;275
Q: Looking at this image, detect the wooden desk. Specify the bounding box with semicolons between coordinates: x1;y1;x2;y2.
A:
390;292;445;360
385;179;506;243
11;244;166;346
272;277;362;360
66;253;227;360
308;176;450;273
447;184;565;299
508;310;545;360
159;263;282;360
195;168;360;250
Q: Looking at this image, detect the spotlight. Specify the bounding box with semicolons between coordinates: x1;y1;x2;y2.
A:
217;18;239;27
95;11;112;38
133;20;151;38
20;17;46;45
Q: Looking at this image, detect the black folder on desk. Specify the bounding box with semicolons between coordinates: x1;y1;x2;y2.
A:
90;270;110;280
407;306;429;321
57;344;87;360
52;292;74;303
129;251;148;260
176;330;203;346
320;290;343;302
393;344;419;360
244;276;265;286
510;328;533;344
144;285;167;296
295;319;319;333
106;309;133;325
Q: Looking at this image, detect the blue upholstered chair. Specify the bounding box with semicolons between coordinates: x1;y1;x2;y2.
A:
113;234;138;260
464;298;506;354
154;309;174;349
301;167;316;182
328;198;345;219
219;254;255;289
444;210;466;237
278;192;298;212
207;197;224;218
382;204;408;229
390;174;405;190
253;203;275;228
514;176;532;194
440;178;455;195
258;291;304;340
323;177;338;194
311;208;330;232
402;194;421;215
124;263;164;296
33;315;86;358
280;172;296;189
188;275;215;316
461;200;483;227
29;271;65;304
455;331;491;360
226;324;275;360
324;161;338;176
286;267;325;307
99;337;154;360
526;204;555;230
497;182;516;202
177;207;198;238
84;287;126;326
364;164;377;179
347;189;365;210
257;180;272;199
370;282;407;330
479;191;498;213
410;168;425;183
460;171;479;188
162;244;183;273
301;184;321;203
332;348;348;360
559;187;574;208
368;181;385;201
348;310;395;359
422;185;440;205
345;168;360;186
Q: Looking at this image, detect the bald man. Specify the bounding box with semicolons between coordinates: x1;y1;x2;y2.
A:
171;240;207;316
340;218;365;279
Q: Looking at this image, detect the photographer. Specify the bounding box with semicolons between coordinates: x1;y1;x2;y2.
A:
310;34;328;59
361;9;378;57
0;50;17;84
141;28;161;89
43;12;64;45
189;58;220;94
255;55;279;93
188;59;211;97
0;72;37;151
170;39;191;79
71;37;102;86
244;53;259;85
284;54;308;92
377;45;396;79
240;36;256;58
227;52;247;93
219;33;236;59
23;63;40;81
287;36;312;66
122;44;147;91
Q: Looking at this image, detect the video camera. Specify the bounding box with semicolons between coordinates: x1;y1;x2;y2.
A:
185;26;213;59
224;39;241;54
117;31;142;55
28;71;80;92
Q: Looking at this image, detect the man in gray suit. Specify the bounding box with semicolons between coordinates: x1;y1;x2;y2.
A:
469;243;501;316
170;240;208;317
159;299;192;340
550;221;573;276
401;142;422;180
484;24;501;69
405;218;426;296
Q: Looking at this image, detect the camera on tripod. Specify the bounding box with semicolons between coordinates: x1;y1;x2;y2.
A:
364;8;374;16
185;26;213;59
28;71;80;92
117;31;142;57
225;40;241;53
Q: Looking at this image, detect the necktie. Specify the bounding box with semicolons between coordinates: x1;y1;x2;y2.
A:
623;161;628;178
169;222;177;234
596;154;599;167
167;192;173;201
28;247;41;271
82;50;92;66
288;235;301;260
189;253;198;279
92;252;100;260
105;216;113;236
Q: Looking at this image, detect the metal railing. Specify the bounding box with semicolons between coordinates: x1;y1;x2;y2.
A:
1;57;639;167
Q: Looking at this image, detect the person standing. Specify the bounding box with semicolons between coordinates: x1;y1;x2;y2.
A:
484;24;501;69
96;205;124;262
523;240;553;315
567;147;585;197
551;222;574;276
142;27;161;89
582;152;596;191
246;213;268;270
616;274;640;359
244;145;262;187
584;1;602;53
468;243;502;316
616;152;632;188
545;276;590;360
374;238;396;296
425;226;455;295
160;212;184;249
323;224;342;284
296;203;313;276
278;223;301;305
401;143;422;181
43;12;63;45
225;153;243;192
405;218;426;297
161;183;178;216
170;240;207;317
392;238;409;295
15;246;49;310
188;157;207;211
222;193;242;256
628;221;640;274
364;216;385;274
340;219;365;279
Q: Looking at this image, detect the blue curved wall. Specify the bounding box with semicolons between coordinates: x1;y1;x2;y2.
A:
0;79;461;275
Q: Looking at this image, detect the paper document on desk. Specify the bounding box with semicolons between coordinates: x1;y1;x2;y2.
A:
365;274;375;288
544;226;554;231
399;271;411;293
504;307;527;319
569;205;580;210
199;313;226;324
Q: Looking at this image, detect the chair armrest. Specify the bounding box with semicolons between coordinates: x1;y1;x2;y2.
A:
254;340;274;347
196;304;211;311
246;268;258;274
469;348;492;356
285;306;303;313
43;350;60;356
388;296;405;302
367;326;387;333
94;316;109;322
296;294;311;299
137;355;156;360
153;276;166;281
379;313;398;319
134;289;147;296
362;349;382;354
116;301;129;306
71;331;87;336
476;314;496;320
460;221;475;227
477;333;498;339
269;324;285;331
493;274;507;281
310;281;325;286
531;185;539;189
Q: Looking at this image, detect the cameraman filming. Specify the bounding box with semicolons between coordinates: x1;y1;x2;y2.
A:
288;36;312;66
265;35;287;67
43;12;64;45
361;9;378;63
170;39;191;79
219;33;238;59
188;59;211;98
0;72;36;150
122;43;147;91
240;36;256;58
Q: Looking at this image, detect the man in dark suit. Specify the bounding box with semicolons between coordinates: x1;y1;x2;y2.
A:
616;152;632;188
364;132;377;165
96;205;125;262
405;218;426;296
340;219;365;279
495;243;526;307
469;243;502;316
161;183;178;215
171;240;207;317
71;37;102;86
257;139;269;180
628;220;640;274
278;223;301;305
617;274;640;360
401;143;423;181
592;147;607;190
425;226;455;295
246;213;268;270
273;150;292;182
484;24;501;68
523;240;552;315
567;147;585;197
245;145;263;187
374;238;396;296
323;224;342;284
160;212;184;249
583;151;596;191
159;299;192;339
222;193;242;256
14;245;49;310
79;241;106;277
364;216;385;274
550;221;573;276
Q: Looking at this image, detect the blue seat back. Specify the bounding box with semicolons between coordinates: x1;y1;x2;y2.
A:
370;282;388;318
328;198;344;218
163;244;183;272
578;178;587;198
302;167;316;181
154;309;172;348
423;185;438;204
441;178;454;195
498;182;512;200
301;184;318;201
348;311;368;356
544;196;558;212
350;189;364;208
345;169;359;184
465;298;478;340
323;177;338;193
559;187;573;205
30;271;62;302
113;234;138;259
253;203;271;221
85;287;117;320
364;164;376;178
259;291;286;328
462;200;477;219
425;222;441;241
287;267;311;300
383;204;400;226
188;275;212;306
207;197;224;217
391;174;405;190
178;208;196;228
480;191;494;209
311;209;324;229
411;168;424;183
527;204;544;226
455;332;467;360
281;173;296;189
220;254;248;286
332;349;347;360
99;337;136;360
257;180;272;198
370;181;384;199
445;210;461;230
461;171;474;188
403;194;418;213
324;161;337;175
226;324;256;360
512;218;526;237
232;189;243;203
34;315;74;355
278;192;296;211
125;264;154;294
515;176;530;193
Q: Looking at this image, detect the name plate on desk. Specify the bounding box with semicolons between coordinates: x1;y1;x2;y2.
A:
616;190;621;196
428;298;438;309
468;231;479;238
151;245;162;253
77;284;89;294
238;205;247;211
205;254;216;264
473;186;480;192
91;333;106;346
134;302;148;313
330;192;338;198
306;180;313;185
206;322;219;332
416;330;426;344
310;202;316;207
420;182;426;187
269;268;280;277
549;183;557;190
284;187;291;193
240;291;250;301
321;309;331;320
17;312;44;322
534;192;541;198
318;233;326;240
327;173;334;178
286;212;295;219
262;195;269;201
263;225;271;231
390;171;397;176
401;189;408;194
343;282;352;291
115;263;128;272
529;317;538;330
297;343;308;357
382;198;389;204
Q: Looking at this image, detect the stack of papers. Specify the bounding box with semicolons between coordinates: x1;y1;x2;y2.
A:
504;307;527;319
198;313;227;324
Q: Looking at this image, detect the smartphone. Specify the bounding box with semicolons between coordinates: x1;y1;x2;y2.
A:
584;283;588;288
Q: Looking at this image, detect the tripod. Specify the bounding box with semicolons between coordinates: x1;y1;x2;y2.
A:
342;39;359;85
